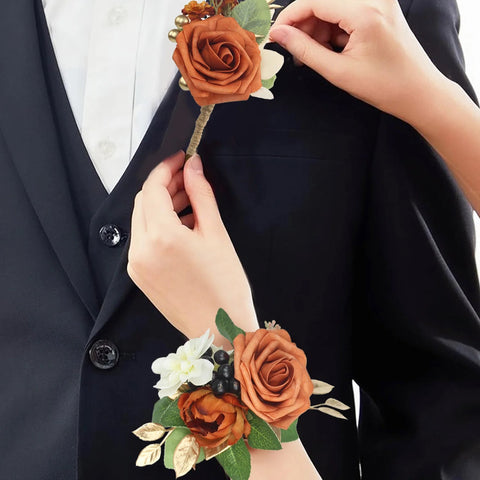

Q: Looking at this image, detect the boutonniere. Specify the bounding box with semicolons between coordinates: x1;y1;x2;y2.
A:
134;310;350;480
168;0;285;157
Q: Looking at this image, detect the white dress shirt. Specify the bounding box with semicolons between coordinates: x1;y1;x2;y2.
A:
43;0;185;192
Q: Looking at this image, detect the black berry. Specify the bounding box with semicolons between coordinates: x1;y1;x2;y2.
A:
211;378;227;397
211;370;218;382
217;363;234;379
214;349;229;365
228;379;241;395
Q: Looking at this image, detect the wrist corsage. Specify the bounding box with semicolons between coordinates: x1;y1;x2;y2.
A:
134;310;350;479
168;0;285;158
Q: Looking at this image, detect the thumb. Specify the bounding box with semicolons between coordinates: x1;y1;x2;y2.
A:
184;154;223;232
270;25;347;84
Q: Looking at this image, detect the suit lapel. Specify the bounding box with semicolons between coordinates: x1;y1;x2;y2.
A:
88;85;199;341
0;0;100;318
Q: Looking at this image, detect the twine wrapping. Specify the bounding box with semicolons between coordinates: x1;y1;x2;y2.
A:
185;104;215;160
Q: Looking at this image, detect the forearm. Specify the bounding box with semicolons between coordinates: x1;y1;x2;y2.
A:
249;439;322;480
404;74;480;214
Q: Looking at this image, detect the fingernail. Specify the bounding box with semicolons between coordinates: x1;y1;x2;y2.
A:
189;153;203;173
269;27;287;47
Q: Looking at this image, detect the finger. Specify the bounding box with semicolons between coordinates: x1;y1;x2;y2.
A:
290;17;321;66
180;213;195;230
130;191;147;240
269;24;347;83
294;16;322;39
292;18;339;65
331;24;349;50
167;169;185;198
274;0;347;30
183;154;223;233
144;150;185;190
172;190;190;214
142;151;185;229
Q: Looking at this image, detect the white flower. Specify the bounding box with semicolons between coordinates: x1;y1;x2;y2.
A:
251;39;284;100
151;330;214;398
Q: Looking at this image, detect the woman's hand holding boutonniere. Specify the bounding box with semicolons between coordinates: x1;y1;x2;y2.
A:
127;151;258;347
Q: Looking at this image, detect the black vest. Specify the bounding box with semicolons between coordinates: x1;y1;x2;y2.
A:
37;5;181;303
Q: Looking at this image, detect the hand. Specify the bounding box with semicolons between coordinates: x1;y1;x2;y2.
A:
127;151;258;346
270;0;446;124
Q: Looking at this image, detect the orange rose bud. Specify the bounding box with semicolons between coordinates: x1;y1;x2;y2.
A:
233;329;314;430
218;0;239;15
178;387;251;448
172;15;262;106
182;1;215;21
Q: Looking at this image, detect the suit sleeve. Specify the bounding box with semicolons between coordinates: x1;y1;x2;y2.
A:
353;1;480;478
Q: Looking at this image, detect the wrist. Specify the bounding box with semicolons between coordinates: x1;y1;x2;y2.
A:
399;72;460;133
248;439;321;480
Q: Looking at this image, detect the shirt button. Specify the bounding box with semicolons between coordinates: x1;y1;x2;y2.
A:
99;224;123;247
89;340;119;370
108;6;127;26
97;140;116;159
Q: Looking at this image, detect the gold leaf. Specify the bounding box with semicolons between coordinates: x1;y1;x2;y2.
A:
178;383;191;394
271;426;282;442
173;434;201;478
135;443;162;467
168;390;183;401
324;398;350;411
132;423;167;441
317;406;348;420
204;440;231;461
311;379;334;396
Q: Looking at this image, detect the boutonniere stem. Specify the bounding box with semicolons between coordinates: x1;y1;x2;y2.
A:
186;104;215;159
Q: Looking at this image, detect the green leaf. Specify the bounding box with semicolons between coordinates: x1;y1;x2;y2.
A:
216;440;251;480
231;0;271;43
152;397;185;427
246;411;282;450
164;428;205;469
280;418;299;442
215;309;245;345
261;75;277;90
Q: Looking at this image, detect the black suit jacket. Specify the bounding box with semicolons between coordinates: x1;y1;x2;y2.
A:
1;0;479;479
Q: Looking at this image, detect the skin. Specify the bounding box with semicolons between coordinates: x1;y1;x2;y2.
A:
269;0;480;214
127;151;258;349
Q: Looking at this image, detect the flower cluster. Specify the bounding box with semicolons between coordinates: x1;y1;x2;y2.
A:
134;310;350;480
181;1;215;20
170;0;283;106
167;0;285;157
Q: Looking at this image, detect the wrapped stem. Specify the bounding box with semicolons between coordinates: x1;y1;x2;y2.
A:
186;104;215;159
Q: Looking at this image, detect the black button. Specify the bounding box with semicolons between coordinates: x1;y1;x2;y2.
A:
89;340;119;370
99;224;122;247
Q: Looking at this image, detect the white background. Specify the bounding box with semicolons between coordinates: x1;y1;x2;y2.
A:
457;0;480;272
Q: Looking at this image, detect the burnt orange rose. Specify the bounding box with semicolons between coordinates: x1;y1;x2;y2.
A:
173;15;262;106
182;1;215;21
178;387;251;448
233;329;314;430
